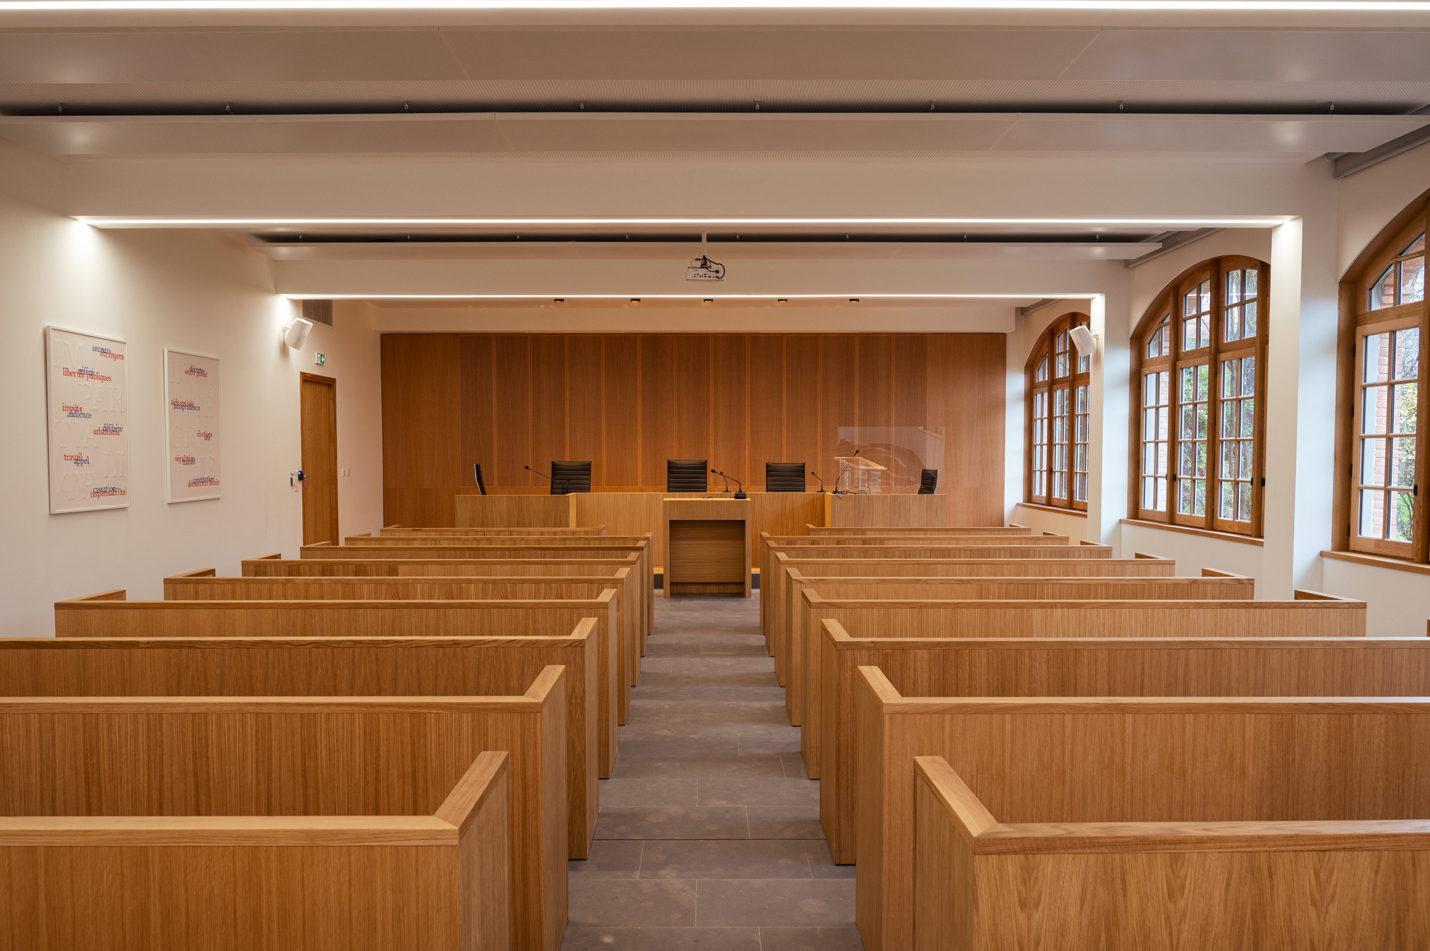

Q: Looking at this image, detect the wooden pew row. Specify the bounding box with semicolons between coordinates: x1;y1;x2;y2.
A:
785;569;1255;734
243;553;647;671
2;624;601;861
914;749;1429;951
54;592;610;851
782;568;1254;719
303;536;655;655
0;667;568;951
325;534;654;646
760;541;1116;676
758;533;1081;632
824;624;1416;869
1;749;511;951
382;524;607;536
797;592;1364;724
805;524;1032;535
167;568;634;734
854;690;1430;951
767;552;1177;659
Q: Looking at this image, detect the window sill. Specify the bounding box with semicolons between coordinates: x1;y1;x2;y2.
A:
1322;550;1430;577
1119;518;1264;547
1016;502;1088;518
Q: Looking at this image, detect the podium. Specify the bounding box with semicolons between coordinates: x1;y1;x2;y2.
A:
662;497;753;597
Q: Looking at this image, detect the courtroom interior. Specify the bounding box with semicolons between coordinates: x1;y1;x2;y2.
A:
5;4;1430;950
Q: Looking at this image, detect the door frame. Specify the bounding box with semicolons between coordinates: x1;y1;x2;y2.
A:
300;371;339;545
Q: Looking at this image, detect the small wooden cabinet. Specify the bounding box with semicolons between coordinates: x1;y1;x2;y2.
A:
662;498;753;597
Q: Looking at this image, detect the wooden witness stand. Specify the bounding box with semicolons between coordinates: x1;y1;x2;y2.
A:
662;497;753;597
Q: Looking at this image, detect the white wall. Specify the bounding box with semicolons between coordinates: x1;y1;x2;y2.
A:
0;140;384;636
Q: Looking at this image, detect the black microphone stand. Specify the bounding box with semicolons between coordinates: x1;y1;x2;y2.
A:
710;468;731;494
810;472;826;492
832;449;860;497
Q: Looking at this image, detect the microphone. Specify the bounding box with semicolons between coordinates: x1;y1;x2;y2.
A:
834;449;859;497
525;464;567;495
719;470;748;500
710;467;731;494
810;471;826;492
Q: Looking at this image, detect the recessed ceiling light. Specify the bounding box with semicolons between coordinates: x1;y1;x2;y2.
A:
554;298;564;303
777;298;788;303
630;298;640;303
849;298;860;303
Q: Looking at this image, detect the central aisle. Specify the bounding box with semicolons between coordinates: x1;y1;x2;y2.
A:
563;592;862;951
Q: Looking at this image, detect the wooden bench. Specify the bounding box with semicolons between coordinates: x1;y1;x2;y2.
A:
822;627;1428;866
796;591;1364;704
906;700;1430;951
242;553;648;660
761;540;1113;676
0;748;511;951
0;624;602;858
856;672;1430;951
167;568;634;736
764;552;1176;657
382;525;608;536
300;538;654;653
758;534;1080;622
782;569;1255;719
54;591;612;846
0;666;567;951
805;524;1032;536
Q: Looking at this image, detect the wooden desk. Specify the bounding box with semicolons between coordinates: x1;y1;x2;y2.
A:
457;493;575;528
823;492;947;528
662;498;753;597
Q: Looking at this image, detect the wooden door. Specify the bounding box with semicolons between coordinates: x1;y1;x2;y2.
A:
300;373;339;545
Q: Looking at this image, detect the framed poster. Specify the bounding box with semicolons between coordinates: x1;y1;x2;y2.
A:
164;348;222;502
45;326;129;514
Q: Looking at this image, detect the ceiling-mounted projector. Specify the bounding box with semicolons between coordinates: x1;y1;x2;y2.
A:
687;256;725;281
686;231;725;281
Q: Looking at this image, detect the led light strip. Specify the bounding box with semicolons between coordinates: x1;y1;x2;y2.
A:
7;0;1430;11
78;216;1288;228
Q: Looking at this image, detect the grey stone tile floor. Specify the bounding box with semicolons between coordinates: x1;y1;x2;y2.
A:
562;592;863;951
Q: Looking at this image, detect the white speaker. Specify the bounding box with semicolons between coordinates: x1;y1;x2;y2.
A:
1068;324;1098;358
283;317;313;350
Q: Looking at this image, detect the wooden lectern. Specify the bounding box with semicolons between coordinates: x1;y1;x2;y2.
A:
662;497;753;597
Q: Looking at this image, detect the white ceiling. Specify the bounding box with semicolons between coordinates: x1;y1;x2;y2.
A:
3;27;1430;118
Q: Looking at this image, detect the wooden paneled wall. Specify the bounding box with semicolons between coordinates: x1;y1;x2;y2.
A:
381;333;1006;527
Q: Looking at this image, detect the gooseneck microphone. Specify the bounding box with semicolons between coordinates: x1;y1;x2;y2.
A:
525;464;568;495
833;449;859;497
717;470;748;500
810;472;826;492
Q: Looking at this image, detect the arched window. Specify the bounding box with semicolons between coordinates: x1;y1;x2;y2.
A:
1340;202;1428;560
1025;312;1091;510
1128;257;1268;536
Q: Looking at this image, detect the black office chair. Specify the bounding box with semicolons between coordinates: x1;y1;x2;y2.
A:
550;461;592;494
472;463;488;496
765;462;806;493
919;469;939;495
667;459;708;493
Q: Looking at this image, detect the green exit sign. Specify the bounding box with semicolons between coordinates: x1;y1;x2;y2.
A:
313;353;326;365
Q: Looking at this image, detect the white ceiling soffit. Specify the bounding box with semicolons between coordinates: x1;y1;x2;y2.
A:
2;111;1423;156
3;4;1430;31
3;29;1430;111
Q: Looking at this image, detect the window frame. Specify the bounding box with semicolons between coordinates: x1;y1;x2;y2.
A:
1128;256;1269;538
1338;204;1430;563
1025;312;1092;511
